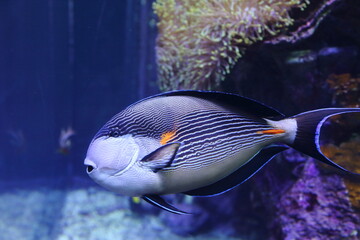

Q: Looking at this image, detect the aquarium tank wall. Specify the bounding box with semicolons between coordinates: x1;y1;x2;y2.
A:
0;0;360;240
0;0;157;180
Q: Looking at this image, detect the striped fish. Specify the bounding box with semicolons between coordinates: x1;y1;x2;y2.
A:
84;90;360;214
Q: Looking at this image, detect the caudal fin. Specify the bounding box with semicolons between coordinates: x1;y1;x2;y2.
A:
290;108;360;174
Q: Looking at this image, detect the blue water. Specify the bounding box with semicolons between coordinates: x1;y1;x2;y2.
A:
0;1;162;239
0;0;162;179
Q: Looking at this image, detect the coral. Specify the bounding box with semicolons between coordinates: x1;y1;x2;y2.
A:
321;139;360;210
276;159;360;239
324;74;360;141
327;73;360;108
267;0;341;44
153;0;310;91
160;204;209;236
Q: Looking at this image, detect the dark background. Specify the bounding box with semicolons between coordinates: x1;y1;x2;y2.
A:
0;0;158;180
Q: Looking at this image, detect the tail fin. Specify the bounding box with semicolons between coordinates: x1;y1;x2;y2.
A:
290;108;360;174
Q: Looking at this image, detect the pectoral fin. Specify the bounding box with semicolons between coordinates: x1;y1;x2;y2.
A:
140;142;181;172
142;194;189;214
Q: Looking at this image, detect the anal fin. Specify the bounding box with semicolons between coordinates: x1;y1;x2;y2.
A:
184;145;288;196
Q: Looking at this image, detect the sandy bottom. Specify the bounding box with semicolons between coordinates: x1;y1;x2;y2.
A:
0;178;241;240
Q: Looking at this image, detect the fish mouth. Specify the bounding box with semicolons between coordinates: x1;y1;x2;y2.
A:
84;161;117;186
84;160;119;176
84;156;125;180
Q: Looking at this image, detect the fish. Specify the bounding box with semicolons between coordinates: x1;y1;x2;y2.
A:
84;90;360;214
58;126;75;155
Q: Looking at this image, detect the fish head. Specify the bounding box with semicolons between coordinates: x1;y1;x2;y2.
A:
84;134;140;191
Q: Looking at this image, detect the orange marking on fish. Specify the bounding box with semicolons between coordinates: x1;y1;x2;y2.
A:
257;129;286;135
160;131;177;145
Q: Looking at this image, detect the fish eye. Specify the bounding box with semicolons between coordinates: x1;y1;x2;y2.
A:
86;165;94;173
109;129;120;138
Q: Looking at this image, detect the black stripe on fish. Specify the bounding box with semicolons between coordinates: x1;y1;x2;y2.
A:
95;105;175;139
177;118;262;141
164;126;274;171
175;111;270;143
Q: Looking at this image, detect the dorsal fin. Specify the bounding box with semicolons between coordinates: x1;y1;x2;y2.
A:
153;90;284;119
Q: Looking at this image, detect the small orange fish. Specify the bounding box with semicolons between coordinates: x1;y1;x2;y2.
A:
58;126;75;155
